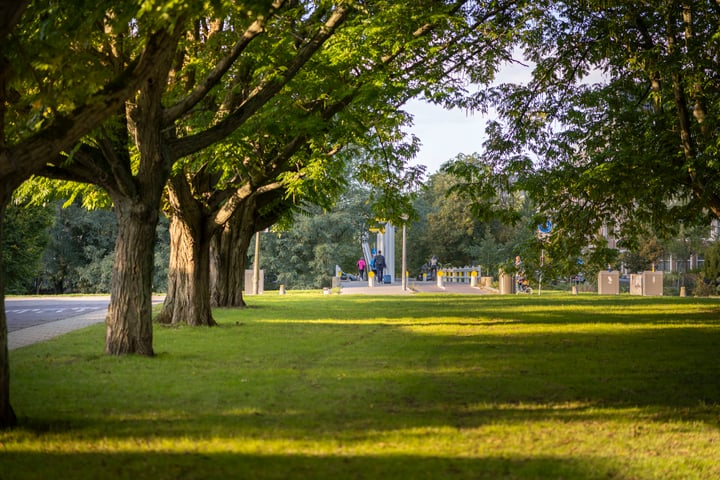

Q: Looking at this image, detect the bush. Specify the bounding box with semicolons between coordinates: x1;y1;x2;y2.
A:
693;281;717;297
703;241;720;286
690;273;719;297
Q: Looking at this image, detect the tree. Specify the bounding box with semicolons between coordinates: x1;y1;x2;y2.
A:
661;224;707;273
444;0;720;273
153;2;356;325
417;166;487;267
200;106;421;312
36;1;346;345
621;235;664;274
1;202;52;294
415;155;531;273
210;187;291;306
703;241;720;288
35;200;116;294
160;0;526;325
14;199;169;295
0;0;188;427
260;186;372;289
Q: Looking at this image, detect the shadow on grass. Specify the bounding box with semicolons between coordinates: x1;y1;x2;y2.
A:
14;319;720;437
6;295;719;479
0;451;626;480
203;316;718;431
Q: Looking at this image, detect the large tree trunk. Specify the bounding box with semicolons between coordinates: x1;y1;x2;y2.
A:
105;197;158;356
0;195;17;428
103;28;177;353
157;213;216;326
211;199;258;307
157;174;217;326
211;187;286;307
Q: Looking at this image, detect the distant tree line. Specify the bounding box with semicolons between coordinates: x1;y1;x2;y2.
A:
6;170;719;297
2;200;169;295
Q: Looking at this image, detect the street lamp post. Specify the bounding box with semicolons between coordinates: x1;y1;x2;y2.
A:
252;230;261;295
401;214;408;291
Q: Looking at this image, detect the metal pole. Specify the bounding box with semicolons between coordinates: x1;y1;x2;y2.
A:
401;222;407;291
252;231;260;295
538;248;544;295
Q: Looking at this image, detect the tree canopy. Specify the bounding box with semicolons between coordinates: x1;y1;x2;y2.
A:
148;0;526;324
445;0;720;270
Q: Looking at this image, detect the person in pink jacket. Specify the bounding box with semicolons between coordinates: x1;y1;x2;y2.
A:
356;257;366;280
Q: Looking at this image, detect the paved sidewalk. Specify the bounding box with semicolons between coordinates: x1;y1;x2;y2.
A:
339;279;494;295
8;309;106;351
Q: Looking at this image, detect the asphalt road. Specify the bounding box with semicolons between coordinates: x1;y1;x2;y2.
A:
5;296;110;333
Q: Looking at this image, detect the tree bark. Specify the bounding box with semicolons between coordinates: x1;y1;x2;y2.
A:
103;23;178;353
211;203;256;307
158;215;216;326
0;195;17;427
157;174;217;326
105;196;158;355
212;190;283;307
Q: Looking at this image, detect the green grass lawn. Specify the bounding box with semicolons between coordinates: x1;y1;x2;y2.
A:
3;293;720;479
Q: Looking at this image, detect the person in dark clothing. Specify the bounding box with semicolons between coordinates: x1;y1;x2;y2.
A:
374;251;386;283
429;255;438;280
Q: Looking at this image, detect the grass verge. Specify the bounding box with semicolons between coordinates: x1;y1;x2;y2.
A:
3;293;720;479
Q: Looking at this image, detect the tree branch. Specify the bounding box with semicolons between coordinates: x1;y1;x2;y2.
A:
167;4;351;160
1;20;186;183
162;0;287;125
